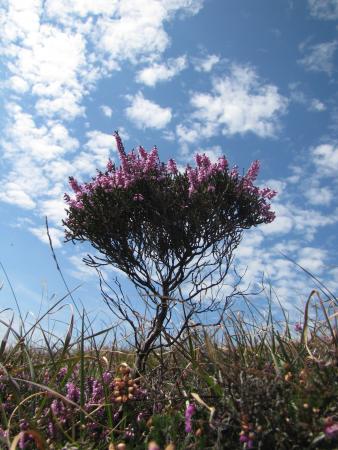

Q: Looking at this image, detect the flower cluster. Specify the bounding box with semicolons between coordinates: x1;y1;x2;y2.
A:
64;131;276;224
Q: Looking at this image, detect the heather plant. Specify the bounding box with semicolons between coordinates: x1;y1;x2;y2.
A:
63;132;276;372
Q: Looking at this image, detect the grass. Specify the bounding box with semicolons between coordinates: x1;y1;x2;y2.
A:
0;276;337;449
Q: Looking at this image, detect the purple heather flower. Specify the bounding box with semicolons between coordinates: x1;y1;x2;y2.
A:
48;421;56;438
0;427;8;439
167;158;178;174
107;158;114;172
69;176;81;193
51;399;67;424
245;160;260;183
294;322;303;333
137;412;145;423
240;433;249;443
217;155;228;171
69;199;84;209
102;371;113;384
239;432;255;448
326;423;338;438
325;418;338;439
113;411;122;422
57;367;68;381
185;403;196;433
114;131;126;158
133;193;144;201
66;382;80;403
43;369;50;384
91;379;103;402
125;426;135;439
64;134;277;229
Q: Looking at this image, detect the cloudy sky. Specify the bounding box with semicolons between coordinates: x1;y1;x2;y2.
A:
0;0;337;324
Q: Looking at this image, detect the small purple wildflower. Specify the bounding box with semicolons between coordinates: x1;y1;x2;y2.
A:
294;322;303;333
66;382;80;403
0;427;8;439
102;371;113;384
57;366;68;382
137;412;144;423
239;431;255;448
133;193;144;201
324;418;338;439
185;403;196;433
167;158;178;174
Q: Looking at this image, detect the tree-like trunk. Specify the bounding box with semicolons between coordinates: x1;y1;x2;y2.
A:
134;289;168;373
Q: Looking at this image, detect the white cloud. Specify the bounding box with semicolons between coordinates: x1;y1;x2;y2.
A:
193;54;220;72
0;184;36;210
176;123;203;145
136;55;187;86
305;186;333;206
0;0;41;41
85;130;115;157
68;254;98;280
89;1;201;69
8;76;29;93
308;0;338;19
309;98;326;112
292;207;338;240
312;143;338;176
297;247;327;273
260;193;338;241
262;210;294;235
125;92;172;129
186;64;287;139
41;199;67;225
69;130;117;176
44;0;119;22
1;18;90;120
289;83;326;112
101;105;113;117
1;0;204;122
299;40;338;75
35;94;85;121
0;105;78;210
233;227;337;312
2;104;79;162
29;226;64;248
162;130;176;141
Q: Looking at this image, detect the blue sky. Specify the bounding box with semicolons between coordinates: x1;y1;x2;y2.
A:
0;0;337;329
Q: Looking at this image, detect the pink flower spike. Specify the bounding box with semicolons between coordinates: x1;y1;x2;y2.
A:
138;146;148;160
217;156;228;171
185;403;196;433
114;131;126;157
167;158;178;174
69;177;81;193
245;160;260;182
